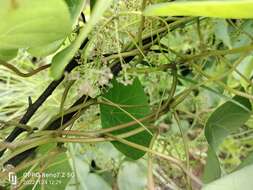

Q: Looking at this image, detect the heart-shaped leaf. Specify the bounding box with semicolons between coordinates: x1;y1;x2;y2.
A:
0;0;72;50
203;95;252;183
100;78;152;160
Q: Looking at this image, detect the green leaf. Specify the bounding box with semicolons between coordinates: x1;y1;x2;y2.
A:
233;55;253;88
203;147;221;183
50;32;82;80
214;20;231;49
34;144;71;190
28;0;85;57
0;0;72;49
117;160;147;190
203;95;252;183
36;142;57;155
65;0;85;24
43;152;72;190
67;157;90;189
100;78;152;160
28;39;64;57
66;157;112;190
90;0;97;11
203;164;253;190
20;147;71;190
0;49;18;61
143;1;253;18
50;0;113;80
85;173;112;190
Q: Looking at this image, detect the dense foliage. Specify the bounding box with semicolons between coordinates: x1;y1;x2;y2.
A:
0;0;253;189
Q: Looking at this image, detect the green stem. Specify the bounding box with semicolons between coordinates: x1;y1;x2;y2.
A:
0;60;50;77
184;44;253;61
138;0;148;56
0;120;33;132
173;111;192;190
147;132;158;190
60;80;76;128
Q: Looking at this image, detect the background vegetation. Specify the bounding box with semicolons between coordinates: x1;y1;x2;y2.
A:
0;0;253;189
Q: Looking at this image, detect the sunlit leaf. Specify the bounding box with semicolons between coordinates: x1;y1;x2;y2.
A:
50;0;113;80
0;0;72;49
28;39;64;57
50;33;82;80
90;0;97;11
100;78;152;160
143;1;253;18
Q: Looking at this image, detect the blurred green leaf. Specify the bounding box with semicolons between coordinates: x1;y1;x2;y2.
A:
100;78;152;160
0;0;71;49
203;147;222;183
143;1;253;18
214;20;231;48
203;164;253;190
231;20;253;48
37;143;57;155
65;0;85;24
43;152;72;190
28;39;64;57
50;31;82;80
66;157;89;189
117;160;147;190
27;0;85;57
225;20;253;61
203;95;252;183
90;0;97;11
50;0;113;80
85;173;112;190
66;157;111;190
233;55;253;88
0;49;18;61
22;150;72;190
